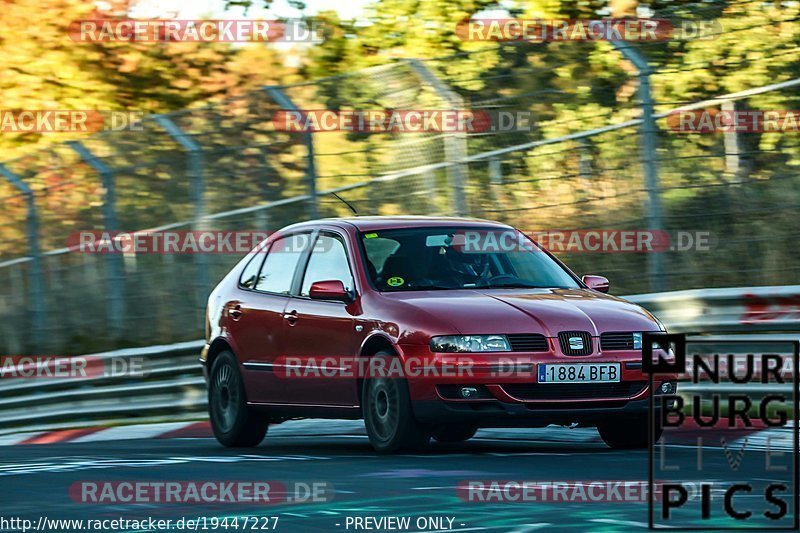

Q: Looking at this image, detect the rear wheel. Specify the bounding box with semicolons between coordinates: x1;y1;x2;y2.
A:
209;351;267;447
362;353;430;453
432;425;477;443
597;415;662;449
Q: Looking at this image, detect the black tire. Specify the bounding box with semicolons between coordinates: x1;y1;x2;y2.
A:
432;425;478;443
597;416;662;449
362;353;430;454
209;351;268;447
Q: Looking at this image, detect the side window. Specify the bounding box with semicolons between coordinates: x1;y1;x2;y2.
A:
238;252;266;289
255;234;310;294
300;234;354;296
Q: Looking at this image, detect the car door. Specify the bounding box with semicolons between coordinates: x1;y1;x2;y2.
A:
227;232;313;404
281;230;360;406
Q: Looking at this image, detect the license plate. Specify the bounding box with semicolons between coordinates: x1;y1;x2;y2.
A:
538;363;620;383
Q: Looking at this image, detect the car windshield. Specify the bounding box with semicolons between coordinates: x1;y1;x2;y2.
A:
360;226;580;292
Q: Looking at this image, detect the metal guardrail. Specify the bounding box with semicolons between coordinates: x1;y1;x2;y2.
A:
0;340;205;433
1;286;798;434
626;285;800;333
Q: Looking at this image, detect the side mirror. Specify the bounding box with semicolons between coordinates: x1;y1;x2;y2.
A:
582;275;609;293
309;280;353;302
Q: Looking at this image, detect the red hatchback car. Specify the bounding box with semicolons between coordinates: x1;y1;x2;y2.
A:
201;217;674;453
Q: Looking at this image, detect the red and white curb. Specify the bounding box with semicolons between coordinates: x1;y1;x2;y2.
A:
0;421;213;446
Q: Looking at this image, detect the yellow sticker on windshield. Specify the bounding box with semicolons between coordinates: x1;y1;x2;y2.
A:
387;276;405;287
365;232;378;239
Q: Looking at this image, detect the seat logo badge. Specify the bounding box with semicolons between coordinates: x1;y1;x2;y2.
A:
568;337;584;350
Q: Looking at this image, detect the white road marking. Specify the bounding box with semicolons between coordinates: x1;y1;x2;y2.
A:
477;427;600;442
732;427;793;451
590;518;671;528
509;524;552;533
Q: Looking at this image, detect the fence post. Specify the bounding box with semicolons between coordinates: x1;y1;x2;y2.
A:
154;115;210;309
264;86;318;219
611;42;665;292
67;141;125;335
408;59;469;217
721;100;742;177
0;164;46;351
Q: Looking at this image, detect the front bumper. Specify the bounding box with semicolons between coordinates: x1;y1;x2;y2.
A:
412;397;658;427
398;343;674;426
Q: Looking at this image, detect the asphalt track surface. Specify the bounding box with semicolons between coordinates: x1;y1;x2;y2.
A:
1;422;793;533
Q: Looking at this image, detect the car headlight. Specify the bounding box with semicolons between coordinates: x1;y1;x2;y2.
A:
632;332;643;350
430;335;511;353
632;332;663;350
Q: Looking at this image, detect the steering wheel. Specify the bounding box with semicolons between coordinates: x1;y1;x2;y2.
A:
479;274;520;286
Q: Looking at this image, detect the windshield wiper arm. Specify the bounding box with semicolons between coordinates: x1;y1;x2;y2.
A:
483;282;550;289
383;284;455;291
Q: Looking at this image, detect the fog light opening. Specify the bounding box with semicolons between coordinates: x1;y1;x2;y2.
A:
460;387;479;399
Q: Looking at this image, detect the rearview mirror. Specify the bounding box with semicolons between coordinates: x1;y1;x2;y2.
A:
309;280;353;302
582;275;609;293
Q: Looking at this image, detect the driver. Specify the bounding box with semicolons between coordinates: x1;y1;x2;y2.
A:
440;247;491;286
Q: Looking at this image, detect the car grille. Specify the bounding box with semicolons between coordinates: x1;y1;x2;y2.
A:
502;381;647;401
506;334;549;352
557;331;593;356
601;332;635;350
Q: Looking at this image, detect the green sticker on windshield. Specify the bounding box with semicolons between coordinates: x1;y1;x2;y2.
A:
387;276;405;287
365;232;378;239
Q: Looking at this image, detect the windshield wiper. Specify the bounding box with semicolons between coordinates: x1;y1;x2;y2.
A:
482;282;551;289
383;284;455;291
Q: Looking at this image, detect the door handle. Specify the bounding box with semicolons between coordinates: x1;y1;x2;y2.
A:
283;310;298;325
229;305;243;320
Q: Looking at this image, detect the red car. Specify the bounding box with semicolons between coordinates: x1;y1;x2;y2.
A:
201;217;674;453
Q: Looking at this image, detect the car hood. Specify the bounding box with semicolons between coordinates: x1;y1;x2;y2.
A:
386;288;660;336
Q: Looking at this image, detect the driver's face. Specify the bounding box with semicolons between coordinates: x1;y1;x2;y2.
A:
449;251;486;275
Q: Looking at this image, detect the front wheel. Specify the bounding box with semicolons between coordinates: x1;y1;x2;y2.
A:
597;416;662;449
362;353;430;454
209;351;268;447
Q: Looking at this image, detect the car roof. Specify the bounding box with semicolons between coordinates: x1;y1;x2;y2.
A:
283;216;513;233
